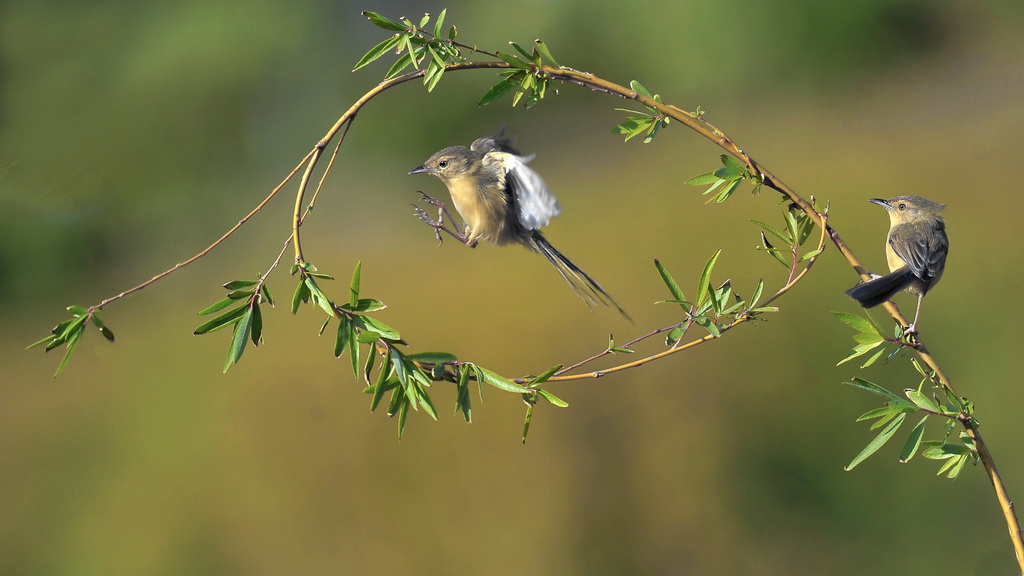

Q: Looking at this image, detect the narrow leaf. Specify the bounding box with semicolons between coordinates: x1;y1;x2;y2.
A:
685;173;720;186
198;297;237;316
831;312;877;335
899;416;928;463
536;389;569;407
845;412;906;470
842;377;904;402
224;309;253;372
654;259;686;304
353;34;402;71
479;77;518;107
479;367;530;393
194;304;247;335
250;301;263;346
533;39;560;67
696;249;722;306
334;317;351;358
362;11;407;32
905;388;939;412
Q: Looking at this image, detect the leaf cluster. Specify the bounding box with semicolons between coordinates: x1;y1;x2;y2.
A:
686;153;764;204
750;202;823;269
28;306;115;377
194;278;274;372
355;10;462;92
842;362;978;478
612;81;670;143
653;250;776;346
479;40;560;108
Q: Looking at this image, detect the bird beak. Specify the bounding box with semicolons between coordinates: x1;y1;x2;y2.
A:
868;198;891;210
408;165;435;175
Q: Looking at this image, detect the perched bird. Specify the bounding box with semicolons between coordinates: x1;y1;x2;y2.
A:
409;132;627;318
845;195;948;333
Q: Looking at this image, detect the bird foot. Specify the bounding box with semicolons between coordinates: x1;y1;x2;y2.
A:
412;192;476;248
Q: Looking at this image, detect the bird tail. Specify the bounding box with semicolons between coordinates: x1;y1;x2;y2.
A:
845;266;915;308
529;231;631;321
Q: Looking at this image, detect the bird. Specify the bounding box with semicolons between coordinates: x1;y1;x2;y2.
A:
845;195;948;334
409;131;628;318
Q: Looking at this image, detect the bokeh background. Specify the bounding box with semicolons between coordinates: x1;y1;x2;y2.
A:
3;1;1024;574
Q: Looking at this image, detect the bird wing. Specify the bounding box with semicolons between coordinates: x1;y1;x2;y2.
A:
473;131;561;230
501;153;561;230
471;131;517;155
889;220;948;281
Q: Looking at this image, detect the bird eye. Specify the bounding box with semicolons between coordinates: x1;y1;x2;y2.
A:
438;160;449;168
897;203;906;210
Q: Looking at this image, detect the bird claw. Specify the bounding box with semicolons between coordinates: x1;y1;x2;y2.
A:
412;206;446;246
412;192;474;247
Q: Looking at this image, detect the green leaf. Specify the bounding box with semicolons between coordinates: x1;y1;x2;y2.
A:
353;34;402;71
509;41;532;60
800;247;824;261
905;388;939;412
750;279;765;308
352;315;401;341
223;279;258;290
859;345;888;369
290;280;309;315
362;343;376;385
406;352;458;364
194;304;248;335
685;172;720;186
91;314;115;343
478;367;530;394
369;351;391;412
752;219;792;245
720;154;745;174
385;51;414;79
340;298;386;313
54;326;83;377
832;312;877;334
522;401;534;444
654;259;687;305
224;308;253;372
842;377;904;403
198;297;237;316
630;80;653;99
455;365;472;422
334;317;351;358
899;416;927;463
250;301;263;346
533;39;560;67
696;250;722;307
363;11;407;32
495;51;530;70
845;412;906;470
397;397;409;439
424;62;445;92
536;389;568;407
527;364;563;386
711;179;741;203
479;77;518;106
260;283;275;307
432;8;446;38
853;332;884;345
303;277;335;316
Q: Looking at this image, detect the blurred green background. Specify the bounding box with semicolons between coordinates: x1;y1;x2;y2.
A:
3;1;1024;574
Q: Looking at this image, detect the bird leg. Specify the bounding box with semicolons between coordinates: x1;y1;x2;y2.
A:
412;192;477;248
905;293;924;336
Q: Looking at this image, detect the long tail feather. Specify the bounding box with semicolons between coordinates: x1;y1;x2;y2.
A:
845;267;914;308
529;232;631;321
